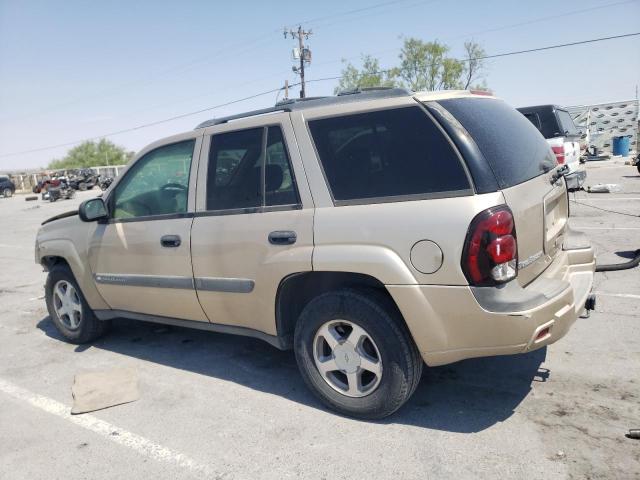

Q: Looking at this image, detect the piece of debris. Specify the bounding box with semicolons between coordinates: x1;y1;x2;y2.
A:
71;368;139;414
555;450;566;459
627;429;640;440
25;195;38;201
586;183;623;193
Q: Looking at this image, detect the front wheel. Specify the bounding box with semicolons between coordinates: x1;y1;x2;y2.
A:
294;289;423;419
2;188;12;198
45;264;109;343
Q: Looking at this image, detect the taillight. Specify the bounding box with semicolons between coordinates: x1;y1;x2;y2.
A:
462;206;518;286
551;146;565;164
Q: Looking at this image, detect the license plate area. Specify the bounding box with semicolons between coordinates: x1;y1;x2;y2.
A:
543;184;568;255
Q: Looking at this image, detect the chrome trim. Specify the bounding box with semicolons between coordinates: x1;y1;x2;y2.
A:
194;277;255;293
94;274;255;293
94;274;194;290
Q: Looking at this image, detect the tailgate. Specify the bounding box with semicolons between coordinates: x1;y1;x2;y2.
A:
502;173;568;286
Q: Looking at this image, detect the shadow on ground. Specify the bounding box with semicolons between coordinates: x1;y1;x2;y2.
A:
38;316;547;433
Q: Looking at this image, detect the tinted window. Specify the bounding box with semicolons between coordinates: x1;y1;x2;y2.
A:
308;106;470;202
522;112;541;131
557;110;578;136
207;128;263;211
265;126;298;206
206;126;299;211
440;98;556;189
112;140;194;219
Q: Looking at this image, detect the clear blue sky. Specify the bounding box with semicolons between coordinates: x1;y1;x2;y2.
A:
1;0;639;170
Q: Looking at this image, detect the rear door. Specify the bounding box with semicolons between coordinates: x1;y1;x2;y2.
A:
438;97;567;286
191;114;314;336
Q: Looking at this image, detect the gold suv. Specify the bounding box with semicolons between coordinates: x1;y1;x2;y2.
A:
35;89;595;418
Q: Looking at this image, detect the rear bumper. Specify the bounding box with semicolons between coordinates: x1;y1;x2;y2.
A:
387;230;595;366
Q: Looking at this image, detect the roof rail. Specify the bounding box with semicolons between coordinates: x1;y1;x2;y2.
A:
195;105;292;129
195;87;413;129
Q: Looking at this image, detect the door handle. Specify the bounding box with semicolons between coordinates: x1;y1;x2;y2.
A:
160;235;182;248
268;231;297;245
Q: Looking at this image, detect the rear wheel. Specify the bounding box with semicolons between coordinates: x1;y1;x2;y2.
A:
45;264;109;343
3;188;12;198
294;289;422;419
78;182;87;191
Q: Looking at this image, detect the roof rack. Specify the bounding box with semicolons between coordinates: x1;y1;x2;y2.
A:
195;87;413;129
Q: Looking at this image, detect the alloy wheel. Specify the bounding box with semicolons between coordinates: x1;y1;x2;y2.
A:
313;319;383;398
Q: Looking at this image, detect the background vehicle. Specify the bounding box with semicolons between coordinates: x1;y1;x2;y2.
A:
98;175;114;190
0;175;16;197
517;104;586;190
47;179;75;202
68;169;98;191
35;89;595;419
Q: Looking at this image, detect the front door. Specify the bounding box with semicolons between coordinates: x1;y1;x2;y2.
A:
89;133;207;322
191;115;314;335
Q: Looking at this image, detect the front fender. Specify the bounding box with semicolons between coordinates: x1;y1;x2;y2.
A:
38;239;109;310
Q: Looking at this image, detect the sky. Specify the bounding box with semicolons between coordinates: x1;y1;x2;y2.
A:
1;0;639;171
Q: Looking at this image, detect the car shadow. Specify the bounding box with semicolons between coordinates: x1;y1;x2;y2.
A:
616;250;639;259
37;316;547;433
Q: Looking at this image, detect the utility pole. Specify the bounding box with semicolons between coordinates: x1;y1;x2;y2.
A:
284;26;312;98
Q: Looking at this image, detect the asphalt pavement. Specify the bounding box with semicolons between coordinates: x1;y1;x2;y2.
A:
1;161;639;479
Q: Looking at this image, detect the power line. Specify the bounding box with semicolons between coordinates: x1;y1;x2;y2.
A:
2;31;638;159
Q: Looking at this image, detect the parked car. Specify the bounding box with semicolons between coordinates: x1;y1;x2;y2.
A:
35;89;596;419
517;104;585;190
0;175;16;197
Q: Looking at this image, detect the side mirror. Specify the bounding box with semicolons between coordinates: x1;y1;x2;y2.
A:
79;198;108;222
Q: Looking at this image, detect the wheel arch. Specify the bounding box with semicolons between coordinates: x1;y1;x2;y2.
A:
275;271;407;350
38;240;110;310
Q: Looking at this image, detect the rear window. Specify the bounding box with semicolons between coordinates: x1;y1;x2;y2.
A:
556;109;579;136
308;106;471;203
439;98;556;189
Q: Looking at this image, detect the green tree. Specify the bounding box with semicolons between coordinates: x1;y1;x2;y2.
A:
48;139;133;169
334;55;400;93
461;40;486;89
397;38;465;91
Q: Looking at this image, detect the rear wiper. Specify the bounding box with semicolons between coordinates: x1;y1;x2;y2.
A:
550;164;569;184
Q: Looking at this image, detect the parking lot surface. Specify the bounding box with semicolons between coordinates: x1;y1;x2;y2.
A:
1;163;639;479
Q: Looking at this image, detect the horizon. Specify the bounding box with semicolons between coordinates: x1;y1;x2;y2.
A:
1;0;639;171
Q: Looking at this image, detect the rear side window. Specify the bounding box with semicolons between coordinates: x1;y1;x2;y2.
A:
556;109;578;136
308;106;470;203
439;98;556;189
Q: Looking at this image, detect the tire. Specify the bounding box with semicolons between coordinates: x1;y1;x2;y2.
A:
294;289;423;419
3;188;12;198
637;164;640;175
45;264;109;344
78;182;87;191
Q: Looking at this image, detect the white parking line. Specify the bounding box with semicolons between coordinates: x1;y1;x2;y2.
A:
0;378;216;478
571;226;640;230
573;198;640;201
596;292;640;300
